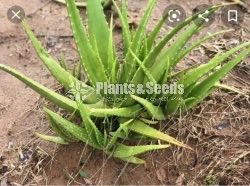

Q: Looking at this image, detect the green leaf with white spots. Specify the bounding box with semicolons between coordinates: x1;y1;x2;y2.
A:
0;64;78;112
65;0;108;86
78;101;104;147
113;144;170;158
129;49;157;85
22;20;98;104
87;0;112;75
146;13;168;52
106;119;134;150
121;0;157;83
131;5;221;86
48;112;78;141
127;120;191;149
90;104;142;118
35;133;69;145
150;10;216;85
185;46;250;109
44;107;102;149
176;29;233;63
131;95;165;120
112;0;131;56
22;20;73;89
183;41;250;89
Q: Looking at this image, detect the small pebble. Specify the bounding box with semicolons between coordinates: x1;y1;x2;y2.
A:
214;123;230;130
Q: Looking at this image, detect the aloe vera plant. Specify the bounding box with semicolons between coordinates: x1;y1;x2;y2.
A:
0;0;249;164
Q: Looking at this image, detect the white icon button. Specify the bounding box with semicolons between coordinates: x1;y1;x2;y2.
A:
11;10;21;20
228;10;238;22
221;5;244;27
198;10;210;23
7;5;25;24
164;4;186;27
168;10;181;23
192;4;215;27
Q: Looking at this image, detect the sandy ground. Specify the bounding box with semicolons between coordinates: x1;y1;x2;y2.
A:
0;0;249;185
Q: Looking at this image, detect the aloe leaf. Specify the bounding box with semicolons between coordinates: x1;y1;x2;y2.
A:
22;21;100;104
131;95;165;120
65;0;108;85
58;53;67;71
35;133;69;145
182;83;197;99
109;130;128;139
165;74;185;115
22;20;74;89
122;0;157;83
165;94;184;116
113;144;170;158
215;83;247;95
145;5;220;68
0;64;108;113
138;33;149;61
131;5;220;85
129;0;156;56
108;15;117;84
0;64;78;112
127;120;191;149
183;42;250;89
112;0;131;55
145;56;170;84
146;13;168;52
186;46;250;109
111;131;150;141
106;119;134;150
44;107;101;149
48;113;78;141
150;11;216;85
161;11;216;67
87;0;111;74
129;49;157;85
176;29;233;62
140;118;159;125
78;101;104;147
72;62;82;80
90;104;142;118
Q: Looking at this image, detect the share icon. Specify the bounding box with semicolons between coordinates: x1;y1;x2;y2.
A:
192;4;215;27
198;10;210;23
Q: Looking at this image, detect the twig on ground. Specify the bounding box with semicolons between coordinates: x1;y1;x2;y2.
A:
215;83;249;97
